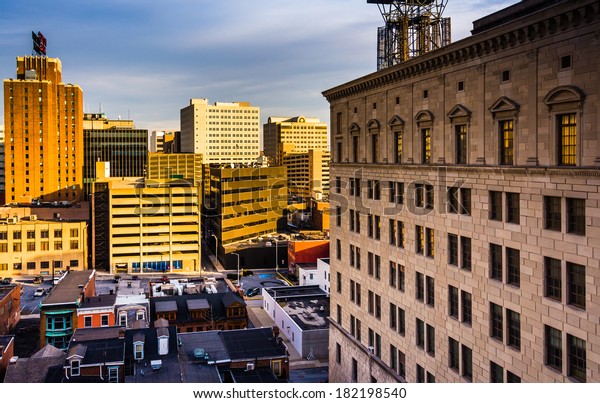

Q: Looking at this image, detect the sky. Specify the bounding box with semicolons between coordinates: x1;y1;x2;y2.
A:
0;0;517;134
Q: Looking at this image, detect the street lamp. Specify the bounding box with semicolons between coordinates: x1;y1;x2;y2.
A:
211;234;218;264
231;252;240;286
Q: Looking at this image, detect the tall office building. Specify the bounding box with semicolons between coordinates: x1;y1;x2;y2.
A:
83;113;148;199
180;98;260;163
0;125;5;204
263;116;329;166
283;149;330;200
325;0;600;383
149;130;176;153
3;56;83;203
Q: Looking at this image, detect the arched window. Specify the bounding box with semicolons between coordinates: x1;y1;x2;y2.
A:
415;111;434;164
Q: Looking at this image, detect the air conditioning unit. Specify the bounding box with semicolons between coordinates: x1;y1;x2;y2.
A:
246;362;255;371
368;346;375;354
6;217;18;224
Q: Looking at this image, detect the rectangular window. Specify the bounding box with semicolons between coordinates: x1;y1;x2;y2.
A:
416;226;424;255
426;276;435;307
460;188;471;215
337;304;342;324
567;262;586;309
545;196;562;231
415;184;424;208
461;237;471;271
336;206;341;227
416;319;425;349
425;228;434;258
395;182;404;205
422;128;431;163
336;272;342;293
101;315;109;327
506;247;520;287
398;351;406;378
490;243;503;281
70;240;79;250
425;184;434;209
507;371;521;383
567;334;586;382
351;358;358;383
390;345;398;371
490;362;504;383
398;307;405;336
389;219;397;245
448;338;459;372
374;215;381;240
395;131;403;163
389;262;397;288
416;364;425;383
490;303;503;341
544;257;562;301
389;303;397;331
506;192;520;224
507;309;521;350
54;229;62;238
545;325;562;371
368;290;374;315
398;264;405;292
448;234;458;266
500;120;514;165
336;239;342;260
375;294;381;319
416;272;424;302
349;245;355;267
27;242;35;251
490;191;503;221
462;345;473;381
426;324;435;356
567;198;585;235
84;316;92;327
448;187;459;214
27;230;36;239
397;221;405;248
558;113;576;166
336;343;342;364
448;285;459;319
352;136;359;163
461;291;472;325
456;124;467;164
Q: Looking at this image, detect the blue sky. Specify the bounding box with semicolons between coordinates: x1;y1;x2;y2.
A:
0;0;517;133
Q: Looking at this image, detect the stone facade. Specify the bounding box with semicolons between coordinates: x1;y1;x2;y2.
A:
324;0;600;383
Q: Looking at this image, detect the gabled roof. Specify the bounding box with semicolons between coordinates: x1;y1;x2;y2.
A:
149;292;247;323
4;345;67;383
67;344;87;360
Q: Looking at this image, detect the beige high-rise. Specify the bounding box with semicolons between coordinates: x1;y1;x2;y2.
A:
180;98;260;163
263;116;329;166
324;0;600;383
3;56;83;203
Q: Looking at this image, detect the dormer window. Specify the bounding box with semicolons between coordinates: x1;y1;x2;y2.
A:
70;360;80;377
136;310;145;321
119;312;127;327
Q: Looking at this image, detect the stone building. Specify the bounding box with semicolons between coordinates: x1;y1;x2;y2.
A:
324;0;600;383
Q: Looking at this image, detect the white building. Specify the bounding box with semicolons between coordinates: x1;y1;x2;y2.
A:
298;258;330;295
180;98;260;163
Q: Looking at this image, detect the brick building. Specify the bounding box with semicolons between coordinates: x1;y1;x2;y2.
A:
324;0;600;383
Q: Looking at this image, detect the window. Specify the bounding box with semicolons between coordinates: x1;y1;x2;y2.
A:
416;272;424;302
461;291;472;325
449;286;459;319
134;342;144;360
567;198;585;235
41;230;49;238
567;334;586;382
426;324;435;356
101;315;109;327
567;262;585;309
69;260;79;268
336;206;341;227
368;290;374;315
506;192;520;224
70;240;79;250
119;312;127;327
490;191;502;221
501;69;511;82
416;226;424;254
351;358;358;383
352;136;359;163
460;188;471;215
490;243;503;281
448;234;458;266
448;187;459;214
426;276;434;307
394;131;403;163
54;229;62;238
545;196;562;231
27;262;35;270
491;362;504;383
389;262;397;288
558;113;576;166
349;245;355;267
336;343;342;364
54;241;63;250
415;184;424;208
13;243;21;252
389;303;397;331
398;307;405;336
84;316;92;327
461;237;471;270
422;128;431;163
136;310;145;321
507;309;520;350
462;345;473;381
398;264;405;292
499;120;514;165
416;364;425;383
71;360;80;377
27;230;36;239
27;242;35;251
397;221;405;248
456;124;467;164
448;338;459;372
336;272;342;293
416;319;425;349
490;303;503;341
425;184;434;209
425;228;434;258
545;257;562;301
506;371;521;383
560;55;572;70
389;220;397;245
374;216;381;240
371;134;379;163
70;228;79;237
336;239;341;260
506;247;520;287
13;231;21;240
337;304;342;324
545;325;562;371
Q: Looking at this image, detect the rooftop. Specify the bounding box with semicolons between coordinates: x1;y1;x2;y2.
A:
79;294;117;309
42;270;95;307
0;284;18;301
0;335;14;355
264;286;329;331
265;285;327;299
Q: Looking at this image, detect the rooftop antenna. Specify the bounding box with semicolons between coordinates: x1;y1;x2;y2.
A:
367;0;451;70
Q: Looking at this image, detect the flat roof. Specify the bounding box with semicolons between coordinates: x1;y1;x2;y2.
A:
265;285;327;299
42;270;95;306
282;297;330;331
0;284;18;301
79;294;117;309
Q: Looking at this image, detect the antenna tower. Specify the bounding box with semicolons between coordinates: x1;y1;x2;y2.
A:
367;0;451;70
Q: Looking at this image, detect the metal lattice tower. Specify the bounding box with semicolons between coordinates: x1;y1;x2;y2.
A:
368;0;451;70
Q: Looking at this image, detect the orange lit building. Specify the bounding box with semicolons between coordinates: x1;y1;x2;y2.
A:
3;56;83;203
287;238;330;274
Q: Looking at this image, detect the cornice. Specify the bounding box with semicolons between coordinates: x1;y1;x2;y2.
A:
322;1;600;102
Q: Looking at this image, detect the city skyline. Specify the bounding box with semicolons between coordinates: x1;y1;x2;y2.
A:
0;0;516;133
